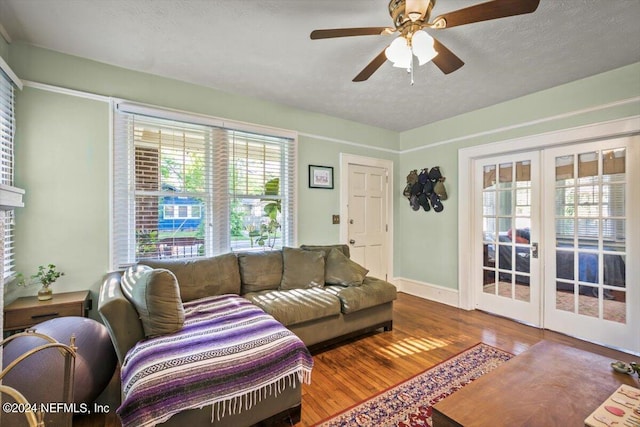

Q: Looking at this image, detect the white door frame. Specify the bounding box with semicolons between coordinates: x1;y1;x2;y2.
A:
458;116;640;311
340;153;394;281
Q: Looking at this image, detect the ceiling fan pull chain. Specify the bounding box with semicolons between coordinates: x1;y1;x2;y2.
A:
410;55;415;86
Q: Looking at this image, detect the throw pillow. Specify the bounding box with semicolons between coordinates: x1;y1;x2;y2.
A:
121;264;151;300
325;247;369;287
122;265;185;337
300;244;350;259
280;247;325;290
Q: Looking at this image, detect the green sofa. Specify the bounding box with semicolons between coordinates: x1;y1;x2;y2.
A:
98;244;396;426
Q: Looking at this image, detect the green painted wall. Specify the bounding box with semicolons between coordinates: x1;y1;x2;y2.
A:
10;88;110;303
4;39;638;307
297;135;397;246
4;43;398;309
0;35;8;61
395;62;640;290
9;43;397;151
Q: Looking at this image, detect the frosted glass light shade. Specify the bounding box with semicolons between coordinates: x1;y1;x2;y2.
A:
385;36;412;69
412;30;438;65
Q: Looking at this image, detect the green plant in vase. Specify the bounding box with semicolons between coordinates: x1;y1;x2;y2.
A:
17;264;65;301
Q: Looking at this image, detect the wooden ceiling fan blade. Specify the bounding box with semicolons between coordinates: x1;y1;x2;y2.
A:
353;49;388;82
431;38;464;74
431;0;540;29
310;27;392;40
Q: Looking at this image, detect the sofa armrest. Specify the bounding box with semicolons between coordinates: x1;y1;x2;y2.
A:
98;272;145;365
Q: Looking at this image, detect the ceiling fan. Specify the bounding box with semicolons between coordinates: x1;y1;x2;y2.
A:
310;0;540;82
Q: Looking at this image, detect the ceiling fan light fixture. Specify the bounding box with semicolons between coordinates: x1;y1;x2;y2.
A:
385;36;412;69
311;0;540;82
411;30;438;65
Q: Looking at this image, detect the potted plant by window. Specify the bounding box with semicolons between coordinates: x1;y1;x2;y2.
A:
17;264;65;301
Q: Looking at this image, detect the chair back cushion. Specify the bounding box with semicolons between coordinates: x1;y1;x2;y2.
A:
141;252;241;301
238;251;283;293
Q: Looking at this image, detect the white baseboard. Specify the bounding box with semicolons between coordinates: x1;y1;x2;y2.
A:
391;277;460;308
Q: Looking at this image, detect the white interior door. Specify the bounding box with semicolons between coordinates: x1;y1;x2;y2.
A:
543;137;639;352
347;164;388;280
475;152;541;326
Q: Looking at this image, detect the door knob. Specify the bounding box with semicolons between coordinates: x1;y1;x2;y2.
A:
349;239;355;244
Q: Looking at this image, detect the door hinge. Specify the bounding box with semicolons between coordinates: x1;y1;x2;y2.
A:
386;224;388;232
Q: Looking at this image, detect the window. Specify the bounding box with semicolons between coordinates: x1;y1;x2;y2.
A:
554;149;626;248
112;102;296;268
163;204;202;219
228;130;294;251
1;65;17;281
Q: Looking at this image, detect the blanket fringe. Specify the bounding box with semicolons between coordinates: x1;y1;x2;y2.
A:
211;368;312;422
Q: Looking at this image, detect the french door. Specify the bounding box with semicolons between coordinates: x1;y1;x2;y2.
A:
474;136;638;353
543;137;638;352
476;151;541;326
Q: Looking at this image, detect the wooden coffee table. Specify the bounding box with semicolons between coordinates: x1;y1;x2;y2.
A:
432;340;639;426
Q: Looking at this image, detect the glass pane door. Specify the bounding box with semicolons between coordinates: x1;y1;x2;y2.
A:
553;150;626;321
476;152;540;326
544;137;638;352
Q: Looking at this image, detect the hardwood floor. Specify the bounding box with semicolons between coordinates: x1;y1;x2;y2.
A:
75;292;637;427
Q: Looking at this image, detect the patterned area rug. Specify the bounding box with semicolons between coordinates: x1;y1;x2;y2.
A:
313;343;513;427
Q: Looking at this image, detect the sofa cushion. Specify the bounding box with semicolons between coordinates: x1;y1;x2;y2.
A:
325;247;369;287
325;276;397;314
244;288;341;326
238;251;283;293
122;265;185;337
141;253;241;302
300;244;350;259
101;272;146;364
280;247;325;290
121;264;152;300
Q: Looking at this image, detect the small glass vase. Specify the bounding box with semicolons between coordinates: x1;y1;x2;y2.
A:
38;285;53;301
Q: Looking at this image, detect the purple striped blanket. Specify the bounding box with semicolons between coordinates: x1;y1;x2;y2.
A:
117;294;314;427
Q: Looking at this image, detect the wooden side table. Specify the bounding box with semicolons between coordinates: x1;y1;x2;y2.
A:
3;290;92;333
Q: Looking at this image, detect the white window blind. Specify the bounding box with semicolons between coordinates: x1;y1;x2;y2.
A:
227;130;296;251
112;103;296;268
0;68;16;280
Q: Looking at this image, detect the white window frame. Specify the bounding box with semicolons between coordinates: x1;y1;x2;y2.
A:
0;56;24;283
110;100;297;269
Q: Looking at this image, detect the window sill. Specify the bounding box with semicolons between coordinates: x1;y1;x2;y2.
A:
0;184;25;210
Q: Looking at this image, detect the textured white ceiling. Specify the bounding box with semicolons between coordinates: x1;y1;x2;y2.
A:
1;0;639;132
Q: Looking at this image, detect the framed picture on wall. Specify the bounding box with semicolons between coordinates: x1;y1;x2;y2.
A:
309;165;334;189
